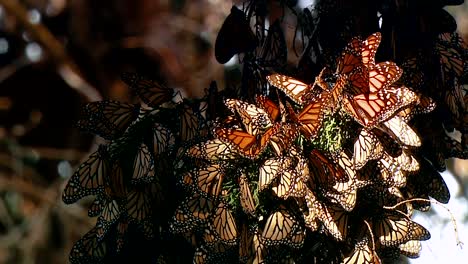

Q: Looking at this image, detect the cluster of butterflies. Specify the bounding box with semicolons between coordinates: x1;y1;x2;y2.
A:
168;32;455;263
62;1;467;263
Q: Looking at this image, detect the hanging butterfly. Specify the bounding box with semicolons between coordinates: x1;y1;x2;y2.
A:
353;129;384;170
94;197;121;239
224;98;273;135
69;227;107;264
63;145;109;204
215;6;257;64
342;235;381;264
76;100;140;140
125;184;160;239
211;201;238;245
258;157;293;191
186;138;240;161
377;115;421;147
399;240;422;258
271;159;307;199
318;203;350;241
121;72;175;107
260;206;305;248
343;84;418;129
189;164;225;198
239;174;256;216
131;143;155;184
372;211;431;247
152;123;175;156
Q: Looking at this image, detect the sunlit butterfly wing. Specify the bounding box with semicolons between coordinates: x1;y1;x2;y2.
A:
318;203;349;241
215;6;257;64
266;74;312;105
336;36;362;75
224;98;273;135
353;129;384;170
373;211;430;247
258;157;292;191
193;164;225;198
63;145;109;204
261;206;302;247
342;235;381;264
186;138;240;161
398;240;422;258
121;72;174;107
256;95;280;121
378;116;421;147
212;201;238;245
361;32;382;67
297;92;329;138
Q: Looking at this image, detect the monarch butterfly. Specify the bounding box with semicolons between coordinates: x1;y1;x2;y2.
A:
319;203;349;241
192;164;225;198
116;218;129;252
302;189;321;231
266;68;328;105
224;98;273;135
131;143;155;184
378;154;406;188
121;72;175;107
343;85;418;129
76;100;140;140
258;157;293;191
239;225;251;262
373;211;431;247
152;123;174;156
95;198;120;239
214;124;280;159
255;95;280;121
239;174;256;215
178;102;206;142
69;227;107;264
104;162;128;198
308;150;348;187
435;38;465;77
353;129;384;170
377;115;421;147
63;145;109;204
212;202;238;245
215;6;257;64
444;79;465;119
398;94;436;122
261;206;304;247
181;192;216;221
324;151;370;211
398;57;425;90
345;61;402;96
126;183;160;238
186;138;240;161
399;240;422;258
405;158;450;207
342;235;381;264
271;167;301;199
88;196;103;217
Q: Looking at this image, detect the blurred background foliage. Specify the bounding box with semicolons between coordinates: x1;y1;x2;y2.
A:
0;0;466;263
